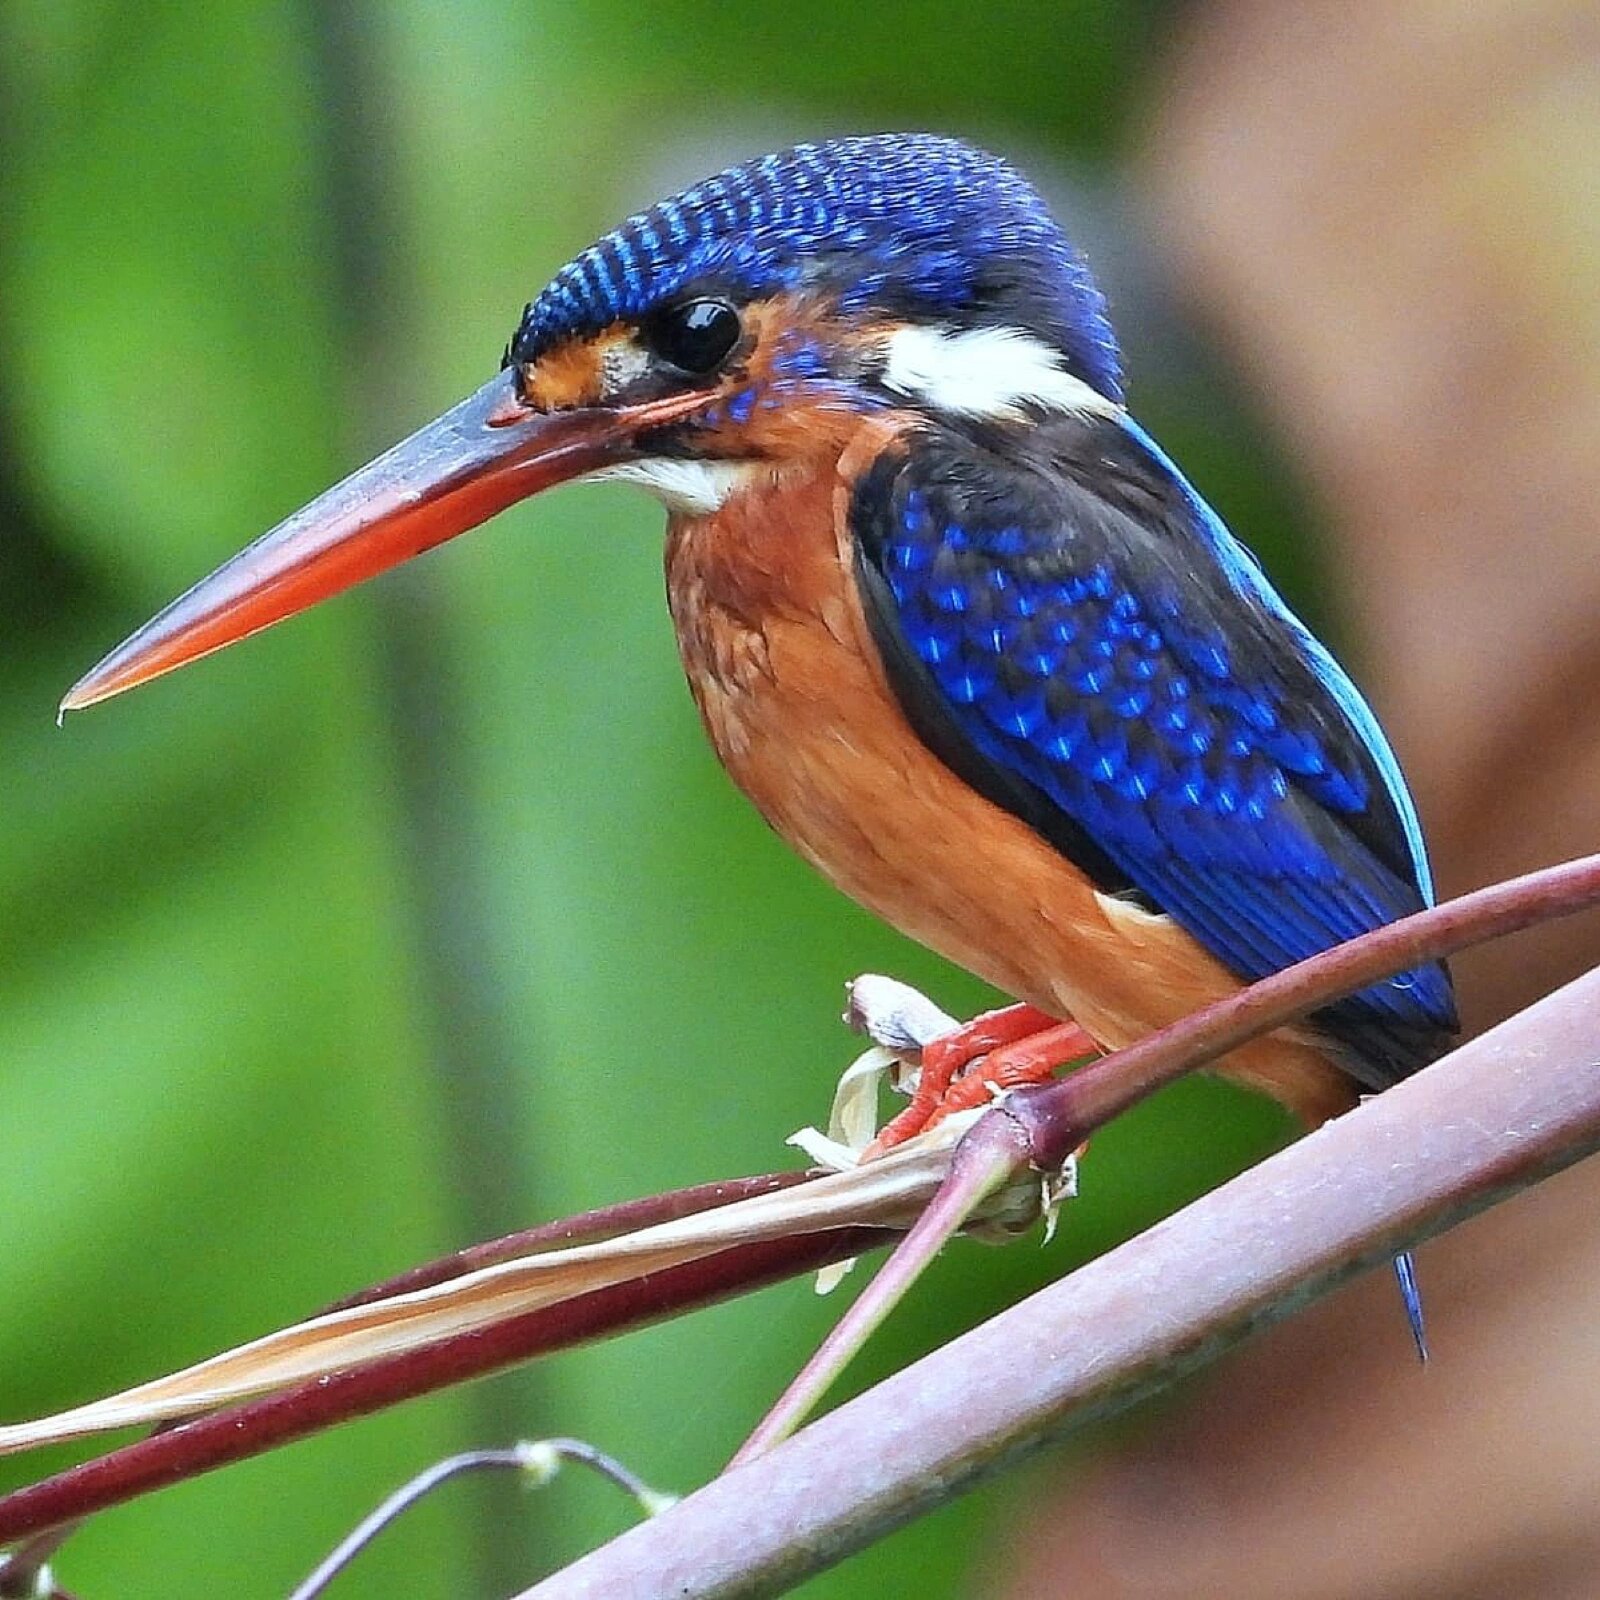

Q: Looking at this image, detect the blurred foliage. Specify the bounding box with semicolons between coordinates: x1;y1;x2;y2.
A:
0;3;1325;1595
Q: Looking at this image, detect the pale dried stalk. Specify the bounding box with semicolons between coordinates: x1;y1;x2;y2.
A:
0;1116;1008;1456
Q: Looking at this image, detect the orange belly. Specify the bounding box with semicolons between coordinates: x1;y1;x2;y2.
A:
663;447;1354;1128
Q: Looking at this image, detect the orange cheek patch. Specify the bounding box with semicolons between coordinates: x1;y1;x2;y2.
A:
520;327;626;411
717;397;867;461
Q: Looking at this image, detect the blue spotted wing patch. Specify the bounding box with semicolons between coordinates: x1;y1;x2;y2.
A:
851;416;1458;1090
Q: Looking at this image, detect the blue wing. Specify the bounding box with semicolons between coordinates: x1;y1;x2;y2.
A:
851;413;1457;1090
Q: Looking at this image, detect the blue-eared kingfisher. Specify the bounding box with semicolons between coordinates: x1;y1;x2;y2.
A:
63;134;1456;1344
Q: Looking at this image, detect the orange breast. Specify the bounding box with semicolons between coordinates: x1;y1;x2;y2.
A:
663;434;1354;1127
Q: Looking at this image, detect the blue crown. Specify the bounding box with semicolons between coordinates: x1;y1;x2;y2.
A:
510;134;1123;401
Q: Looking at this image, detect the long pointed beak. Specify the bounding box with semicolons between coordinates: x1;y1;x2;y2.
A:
61;370;702;714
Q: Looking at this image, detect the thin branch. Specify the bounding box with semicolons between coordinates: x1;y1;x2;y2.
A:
0;1524;79;1598
286;1439;673;1600
729;1117;1026;1465
1009;849;1600;1169
514;963;1600;1598
0;1228;889;1549
0;1140;976;1452
317;1171;812;1315
288;1449;534;1600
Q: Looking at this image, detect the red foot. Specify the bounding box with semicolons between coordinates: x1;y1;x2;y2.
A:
864;1006;1099;1158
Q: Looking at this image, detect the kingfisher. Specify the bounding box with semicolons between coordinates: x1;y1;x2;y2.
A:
63;134;1456;1345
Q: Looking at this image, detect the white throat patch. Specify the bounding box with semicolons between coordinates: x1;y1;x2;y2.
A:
582;458;760;516
880;324;1119;421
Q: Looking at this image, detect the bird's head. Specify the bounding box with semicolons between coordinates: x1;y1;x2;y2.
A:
64;134;1121;711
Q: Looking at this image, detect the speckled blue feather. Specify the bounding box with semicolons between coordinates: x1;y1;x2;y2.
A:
511;134;1123;401
855;415;1457;1087
1118;416;1437;906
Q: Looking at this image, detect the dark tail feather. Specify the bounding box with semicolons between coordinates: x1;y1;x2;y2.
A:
1392;1250;1428;1362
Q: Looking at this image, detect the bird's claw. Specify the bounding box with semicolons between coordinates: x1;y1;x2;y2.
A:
841;979;1100;1160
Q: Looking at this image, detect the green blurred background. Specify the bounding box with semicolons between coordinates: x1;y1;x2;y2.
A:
0;3;1342;1595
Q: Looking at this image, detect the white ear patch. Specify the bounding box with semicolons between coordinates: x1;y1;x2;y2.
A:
583;458;760;516
880;324;1119;421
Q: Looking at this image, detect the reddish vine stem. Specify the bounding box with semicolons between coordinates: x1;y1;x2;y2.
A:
1006;849;1600;1168
318;1170;811;1314
0;1227;891;1548
2;851;1599;1554
133;1171;812;1445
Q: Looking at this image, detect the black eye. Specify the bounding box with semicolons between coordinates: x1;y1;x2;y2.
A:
644;298;741;376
